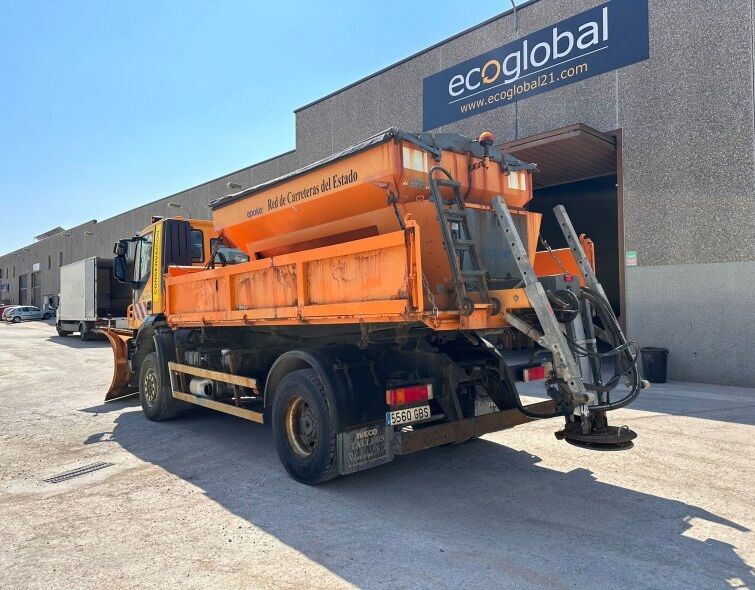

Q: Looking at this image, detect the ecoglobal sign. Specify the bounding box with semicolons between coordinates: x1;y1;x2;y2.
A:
422;0;649;130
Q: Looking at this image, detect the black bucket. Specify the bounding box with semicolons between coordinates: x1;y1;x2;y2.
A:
641;347;669;383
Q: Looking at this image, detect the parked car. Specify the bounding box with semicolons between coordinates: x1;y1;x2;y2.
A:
0;304;17;318
1;306;21;321
4;306;54;323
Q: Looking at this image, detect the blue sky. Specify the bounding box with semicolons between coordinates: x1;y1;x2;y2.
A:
0;1;525;254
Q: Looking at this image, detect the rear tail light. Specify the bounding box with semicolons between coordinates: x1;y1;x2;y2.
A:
386;383;433;406
523;365;546;382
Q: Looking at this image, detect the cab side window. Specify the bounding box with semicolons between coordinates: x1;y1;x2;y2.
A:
210;239;250;265
190;230;204;262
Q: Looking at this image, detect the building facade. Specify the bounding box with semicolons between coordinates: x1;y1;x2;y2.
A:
2;0;754;386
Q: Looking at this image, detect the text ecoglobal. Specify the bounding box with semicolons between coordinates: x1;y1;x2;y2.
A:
448;8;607;98
423;0;649;130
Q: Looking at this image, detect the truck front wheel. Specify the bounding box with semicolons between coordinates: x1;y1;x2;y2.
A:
139;352;181;421
272;369;339;485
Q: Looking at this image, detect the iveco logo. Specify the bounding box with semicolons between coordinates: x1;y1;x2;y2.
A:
356;428;378;440
447;6;609;99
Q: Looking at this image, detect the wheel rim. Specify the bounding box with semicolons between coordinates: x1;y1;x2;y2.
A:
143;368;158;407
284;396;317;458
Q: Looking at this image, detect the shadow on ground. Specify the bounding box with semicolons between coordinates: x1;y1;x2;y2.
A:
46;335;109;349
81;395;139;416
81;401;755;589
516;361;755;427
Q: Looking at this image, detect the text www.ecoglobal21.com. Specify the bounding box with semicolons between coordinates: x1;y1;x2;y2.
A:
459;62;590;115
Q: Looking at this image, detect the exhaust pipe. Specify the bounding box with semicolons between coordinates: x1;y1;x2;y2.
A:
189;378;213;397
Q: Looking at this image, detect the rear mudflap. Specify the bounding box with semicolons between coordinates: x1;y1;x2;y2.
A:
337;422;394;475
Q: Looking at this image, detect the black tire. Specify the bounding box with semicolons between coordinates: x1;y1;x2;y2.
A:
80;323;93;341
12;316;21;324
139;352;181;421
42;313;51;320
272;368;339;485
55;323;70;337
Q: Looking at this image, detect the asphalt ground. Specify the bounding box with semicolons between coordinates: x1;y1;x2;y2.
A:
1;320;753;589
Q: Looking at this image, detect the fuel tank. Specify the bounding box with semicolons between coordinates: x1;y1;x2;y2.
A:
210;128;535;259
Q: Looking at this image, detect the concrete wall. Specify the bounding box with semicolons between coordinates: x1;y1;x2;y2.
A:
627;262;755;386
2;0;754;385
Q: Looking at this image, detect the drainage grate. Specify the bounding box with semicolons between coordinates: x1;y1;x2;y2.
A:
44;462;115;483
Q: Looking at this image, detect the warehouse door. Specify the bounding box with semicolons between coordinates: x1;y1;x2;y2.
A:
18;274;28;305
31;272;41;307
503;124;623;323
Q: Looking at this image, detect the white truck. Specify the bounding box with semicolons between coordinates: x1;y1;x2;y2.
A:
57;257;131;340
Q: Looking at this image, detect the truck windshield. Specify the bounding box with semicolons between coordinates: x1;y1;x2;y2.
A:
135;233;154;284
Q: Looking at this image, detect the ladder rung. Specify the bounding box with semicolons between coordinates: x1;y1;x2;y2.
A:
454;239;477;248
435;179;461;189
445;211;467;221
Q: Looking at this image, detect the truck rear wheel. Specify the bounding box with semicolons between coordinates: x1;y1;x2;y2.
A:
272;369;339;485
80;323;93;341
56;322;71;337
139;352;181;421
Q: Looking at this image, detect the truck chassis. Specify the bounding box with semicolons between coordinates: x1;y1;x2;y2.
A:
105;201;644;484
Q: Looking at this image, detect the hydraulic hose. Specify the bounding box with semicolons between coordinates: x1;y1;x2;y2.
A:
477;337;569;420
507;370;570;419
578;287;644;412
513;384;570;419
480;283;644;419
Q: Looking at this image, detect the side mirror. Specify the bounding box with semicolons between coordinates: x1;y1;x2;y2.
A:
113;255;129;283
114;239;129;257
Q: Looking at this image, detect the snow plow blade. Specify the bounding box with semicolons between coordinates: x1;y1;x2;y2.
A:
101;327;137;401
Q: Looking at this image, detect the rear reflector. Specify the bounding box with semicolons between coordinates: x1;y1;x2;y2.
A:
523;365;546;382
386;384;433;406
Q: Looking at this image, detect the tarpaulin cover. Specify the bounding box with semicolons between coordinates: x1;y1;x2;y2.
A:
210;128;535;210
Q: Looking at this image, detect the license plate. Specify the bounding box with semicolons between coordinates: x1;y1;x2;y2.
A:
386;404;431;426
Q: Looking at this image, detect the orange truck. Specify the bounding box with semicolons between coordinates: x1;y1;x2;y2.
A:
104;128;646;484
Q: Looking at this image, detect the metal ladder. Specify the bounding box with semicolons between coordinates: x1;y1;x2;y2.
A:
490;196;596;407
429;166;492;316
554;204;607;388
553;205;614;317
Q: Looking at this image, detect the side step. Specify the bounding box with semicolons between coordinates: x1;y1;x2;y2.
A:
170;391;264;424
168;362;264;424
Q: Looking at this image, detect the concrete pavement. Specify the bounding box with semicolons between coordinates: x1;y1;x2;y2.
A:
0;320;753;589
